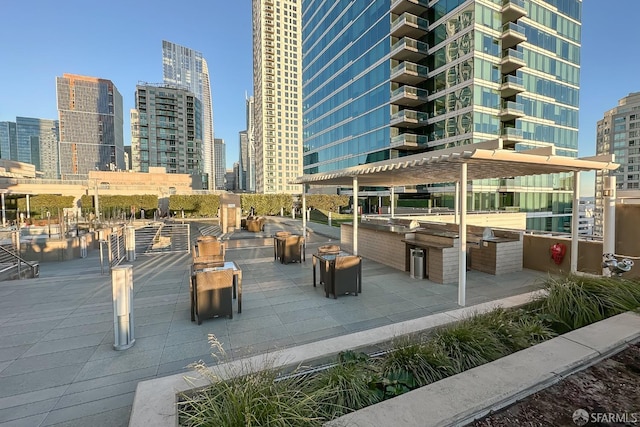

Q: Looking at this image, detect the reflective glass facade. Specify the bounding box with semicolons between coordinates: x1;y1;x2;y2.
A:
302;0;582;231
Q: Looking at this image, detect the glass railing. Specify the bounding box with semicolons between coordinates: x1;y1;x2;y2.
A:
503;0;525;8
391;133;428;146
390;62;429;78
501;101;525;112
502;21;526;36
391;12;429;31
391;37;429;55
391;86;429;99
502;48;524;61
391;110;429;123
391;0;429;10
501;127;523;138
501;75;524;86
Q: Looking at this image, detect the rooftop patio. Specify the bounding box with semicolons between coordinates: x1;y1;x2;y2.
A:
0;217;549;426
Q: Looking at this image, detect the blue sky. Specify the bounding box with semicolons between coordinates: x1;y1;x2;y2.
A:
0;0;637;194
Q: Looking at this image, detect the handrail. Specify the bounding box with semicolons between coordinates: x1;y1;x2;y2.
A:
0;244;38;278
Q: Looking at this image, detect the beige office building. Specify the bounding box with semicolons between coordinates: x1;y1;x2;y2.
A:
252;0;303;194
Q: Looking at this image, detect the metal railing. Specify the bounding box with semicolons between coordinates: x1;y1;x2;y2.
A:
0;242;39;279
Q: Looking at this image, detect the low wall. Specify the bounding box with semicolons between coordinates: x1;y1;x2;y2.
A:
19;232;97;262
523;235;603;275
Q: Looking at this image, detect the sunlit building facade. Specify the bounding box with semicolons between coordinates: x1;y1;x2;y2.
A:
594;92;640;235
302;0;581;231
163;40;215;189
131;83;203;178
252;0;303;194
56;73;124;180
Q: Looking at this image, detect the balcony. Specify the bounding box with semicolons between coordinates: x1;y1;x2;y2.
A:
390;109;429;128
391;0;429;15
501;22;526;49
498;101;526;121
390;61;429;85
502;0;527;23
390;86;429;107
391;12;429;39
500;74;525;97
391;37;429;62
500;127;524;147
390;133;429;150
500;48;526;74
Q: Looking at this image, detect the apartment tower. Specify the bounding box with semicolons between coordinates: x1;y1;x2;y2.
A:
56;73;124;179
246;95;256;192
214;138;226;190
130;83;203;178
594;92;640;235
302;0;581;231
252;0;303;194
239;130;249;190
162;40;215;189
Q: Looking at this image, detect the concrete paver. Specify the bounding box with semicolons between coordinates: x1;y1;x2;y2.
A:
0;216;546;426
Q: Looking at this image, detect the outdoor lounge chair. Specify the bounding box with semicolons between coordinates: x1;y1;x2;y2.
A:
317;245;341;284
246;217;265;232
325;255;361;299
193;269;234;324
196;239;225;259
282;235;305;264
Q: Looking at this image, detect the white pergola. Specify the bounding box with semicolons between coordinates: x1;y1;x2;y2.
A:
291;139;619;306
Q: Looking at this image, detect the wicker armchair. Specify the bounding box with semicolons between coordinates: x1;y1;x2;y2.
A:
196;239;225;259
325;255;361;299
317;245;341;285
282;235;305;264
193;269;234;324
246;217;265;232
273;231;292;261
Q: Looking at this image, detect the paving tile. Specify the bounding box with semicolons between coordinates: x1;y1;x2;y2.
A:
0;385;68;411
160;339;220;365
40;392;134;426
0;345;31;363
89;334;167;362
44;405;131;427
0;397;59;423
291;325;350;346
0;347;95;378
277;306;330;324
63;367;158;395
0;412;48;427
227;314;283;335
73;349;163;382
0;364;84;399
0;320;61;338
22;332;108;357
227;325;291;349
41;322;112;341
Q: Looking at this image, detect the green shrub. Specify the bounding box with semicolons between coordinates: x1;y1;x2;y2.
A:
307;351;382;418
377;337;452;389
538;275;640;333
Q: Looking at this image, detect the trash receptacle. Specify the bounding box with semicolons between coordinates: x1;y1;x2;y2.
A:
410;248;425;279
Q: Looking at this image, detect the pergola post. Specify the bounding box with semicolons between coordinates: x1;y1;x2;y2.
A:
302;188;307;239
570;171;580;273
1;192;5;227
390;186;395;219
26;194;31;218
353;176;358;255
454;182;459;224
458;163;467;307
603;176;616;276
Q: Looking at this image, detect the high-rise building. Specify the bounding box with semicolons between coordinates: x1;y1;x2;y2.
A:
162;40;215;189
0;121;18;161
16;117;60;178
246;95;256;192
252;0;303;194
301;0;581;231
130;83;203;177
123;146;132;170
214;138;226;190
0;118;59;177
594;92;640;235
239;130;249;190
56;73;124;179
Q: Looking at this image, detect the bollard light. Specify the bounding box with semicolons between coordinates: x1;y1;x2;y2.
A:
112;265;135;350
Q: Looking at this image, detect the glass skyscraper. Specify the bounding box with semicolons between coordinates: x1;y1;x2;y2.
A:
162;40;215;189
302;0;581;231
56;73;124;179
